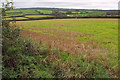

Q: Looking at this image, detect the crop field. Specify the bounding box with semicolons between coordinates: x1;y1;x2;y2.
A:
5;9;118;20
20;9;39;14
76;11;106;17
25;15;54;18
6;10;22;15
37;10;52;14
6;17;28;20
6;9;39;16
16;18;118;77
15;17;28;20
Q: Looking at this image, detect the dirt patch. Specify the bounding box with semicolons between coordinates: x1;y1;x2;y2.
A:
20;27;118;75
20;27;107;56
21;29;82;54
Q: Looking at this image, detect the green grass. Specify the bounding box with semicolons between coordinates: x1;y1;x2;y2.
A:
6;10;22;15
17;19;118;75
15;17;28;20
25;15;54;18
74;11;106;17
87;11;106;16
17;19;118;46
5;9;117;18
6;14;24;17
20;9;39;14
6;17;28;20
6;18;12;20
37;10;52;14
60;11;67;13
17;19;118;53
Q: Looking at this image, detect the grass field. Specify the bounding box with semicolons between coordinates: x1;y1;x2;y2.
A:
6;10;22;15
6;17;28;20
20;9;39;14
5;9;118;20
16;18;118;77
25;15;54;18
37;10;52;14
76;11;106;17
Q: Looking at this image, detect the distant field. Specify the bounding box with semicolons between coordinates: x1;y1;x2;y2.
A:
76;11;106;17
6;18;12;20
6;9;39;15
20;9;39;14
6;17;28;20
4;8;118;78
6;10;22;15
5;9;118;19
6;13;19;16
25;15;54;18
37;10;52;14
15;17;28;20
17;18;118;76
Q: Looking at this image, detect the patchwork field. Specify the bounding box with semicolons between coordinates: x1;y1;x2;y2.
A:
5;9;118;21
16;18;118;77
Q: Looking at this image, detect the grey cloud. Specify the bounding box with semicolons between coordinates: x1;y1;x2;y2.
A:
13;2;118;10
1;0;119;10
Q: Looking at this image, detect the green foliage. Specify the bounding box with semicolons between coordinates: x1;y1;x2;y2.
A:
47;53;111;78
60;52;69;61
2;68;18;78
52;10;66;17
2;7;56;77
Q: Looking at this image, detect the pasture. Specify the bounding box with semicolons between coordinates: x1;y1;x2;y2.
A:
37;10;52;14
17;18;118;77
25;15;54;18
5;9;118;20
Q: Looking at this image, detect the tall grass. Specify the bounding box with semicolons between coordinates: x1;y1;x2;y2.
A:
2;20;113;78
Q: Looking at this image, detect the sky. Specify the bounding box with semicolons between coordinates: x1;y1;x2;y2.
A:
0;0;120;10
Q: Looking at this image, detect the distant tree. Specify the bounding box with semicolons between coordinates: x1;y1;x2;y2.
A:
80;12;84;14
52;10;66;17
66;11;72;14
106;11;118;16
52;10;59;16
75;9;79;12
2;1;21;78
2;0;14;16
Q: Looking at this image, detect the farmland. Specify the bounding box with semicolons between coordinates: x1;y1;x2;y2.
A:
4;8;118;21
2;7;119;78
16;18;118;78
37;10;52;14
25;15;54;18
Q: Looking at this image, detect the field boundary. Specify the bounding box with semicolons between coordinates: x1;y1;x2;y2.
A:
7;17;119;21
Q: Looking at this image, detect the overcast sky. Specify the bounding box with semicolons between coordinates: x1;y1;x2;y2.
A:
1;0;120;10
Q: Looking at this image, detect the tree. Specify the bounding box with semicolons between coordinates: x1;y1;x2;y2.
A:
2;0;22;78
66;11;72;14
52;10;66;17
2;0;14;16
